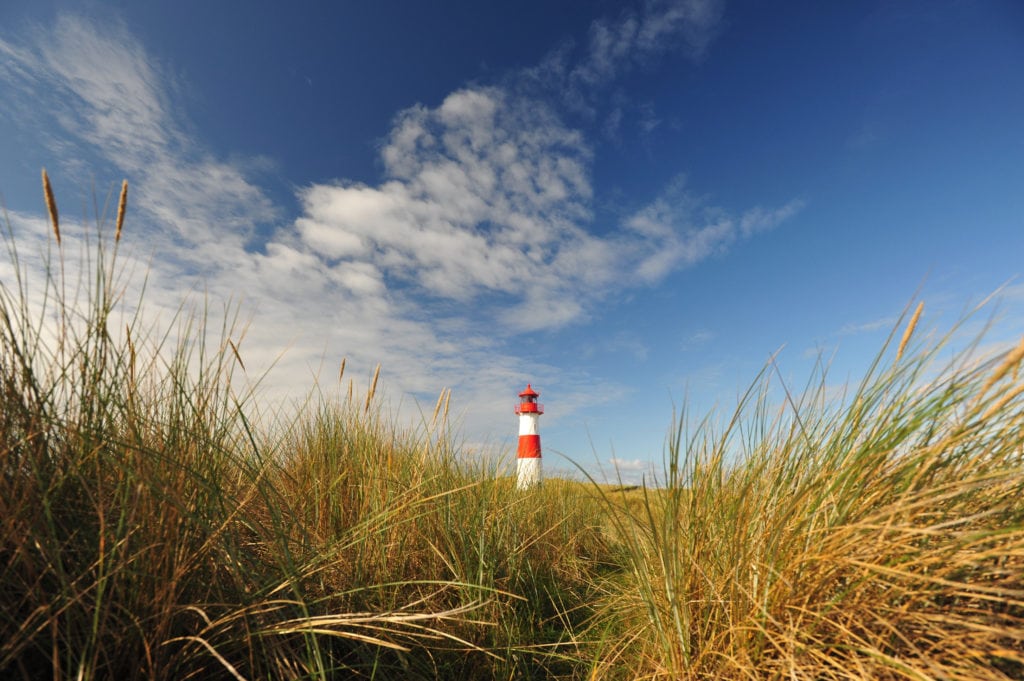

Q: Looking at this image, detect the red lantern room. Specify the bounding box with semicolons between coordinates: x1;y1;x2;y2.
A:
514;384;544;415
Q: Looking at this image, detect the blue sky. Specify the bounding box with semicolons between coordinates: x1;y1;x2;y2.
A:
2;1;1023;482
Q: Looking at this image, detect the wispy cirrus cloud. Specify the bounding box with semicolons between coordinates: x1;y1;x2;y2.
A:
1;15;277;256
520;0;724;123
837;316;899;337
624;176;806;282
573;0;724;87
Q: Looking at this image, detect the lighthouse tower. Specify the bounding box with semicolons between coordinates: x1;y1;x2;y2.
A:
515;384;543;489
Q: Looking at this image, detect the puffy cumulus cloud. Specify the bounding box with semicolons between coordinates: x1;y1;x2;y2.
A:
296;87;608;318
295;89;804;333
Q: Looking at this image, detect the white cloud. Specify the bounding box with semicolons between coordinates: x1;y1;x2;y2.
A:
837;316;899;337
625;179;805;283
295;87;607;320
581;332;650;361
739;200;807;238
1;14;277;255
40;15;170;159
609;457;654;471
681;328;715;350
526;0;725;118
573;0;725;88
297;92;803;335
604;456;659;485
0;14;463;423
642;0;725;57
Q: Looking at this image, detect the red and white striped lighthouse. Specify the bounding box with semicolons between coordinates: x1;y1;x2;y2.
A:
514;384;543;488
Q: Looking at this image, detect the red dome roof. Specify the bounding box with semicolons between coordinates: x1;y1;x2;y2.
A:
518;383;539;398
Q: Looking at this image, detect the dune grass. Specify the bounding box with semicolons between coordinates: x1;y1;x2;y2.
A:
1;178;1022;679
585;320;1024;679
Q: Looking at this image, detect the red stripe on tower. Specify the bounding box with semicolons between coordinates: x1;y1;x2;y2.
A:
514;384;544;488
517;434;541;458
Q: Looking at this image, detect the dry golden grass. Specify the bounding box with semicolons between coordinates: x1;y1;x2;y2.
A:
3;173;1022;680
583;331;1024;680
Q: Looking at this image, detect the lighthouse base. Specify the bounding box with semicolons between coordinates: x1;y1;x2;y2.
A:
516;457;542;489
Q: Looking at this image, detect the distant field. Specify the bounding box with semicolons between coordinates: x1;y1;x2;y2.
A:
2;185;1022;679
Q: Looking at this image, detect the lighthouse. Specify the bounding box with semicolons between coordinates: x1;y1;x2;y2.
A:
515;384;543;488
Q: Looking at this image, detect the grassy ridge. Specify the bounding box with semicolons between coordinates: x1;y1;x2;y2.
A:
1;179;1022;679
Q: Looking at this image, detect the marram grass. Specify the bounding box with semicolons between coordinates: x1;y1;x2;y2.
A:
0;177;604;679
584;312;1024;679
1;176;1022;679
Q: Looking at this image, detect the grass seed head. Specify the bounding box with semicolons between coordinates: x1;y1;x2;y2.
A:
115;179;128;242
42;168;60;245
896;301;924;361
228;338;245;371
431;388;445;426
981;381;1024;421
365;363;381;413
979;335;1024;399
